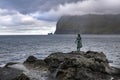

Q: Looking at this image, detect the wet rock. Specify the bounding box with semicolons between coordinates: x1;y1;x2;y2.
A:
111;67;120;80
0;67;30;80
110;67;120;75
4;62;19;68
85;51;109;63
44;52;74;73
45;51;112;80
24;56;37;63
12;73;30;80
24;55;48;69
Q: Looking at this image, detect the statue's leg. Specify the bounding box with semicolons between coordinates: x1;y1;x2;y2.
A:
77;47;78;51
78;48;80;51
77;47;80;52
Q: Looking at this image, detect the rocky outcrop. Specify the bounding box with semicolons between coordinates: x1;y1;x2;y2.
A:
44;51;112;80
1;51;120;80
55;14;120;34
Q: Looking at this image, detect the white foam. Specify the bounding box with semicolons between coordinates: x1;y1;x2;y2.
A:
8;63;29;72
0;64;6;67
109;63;120;69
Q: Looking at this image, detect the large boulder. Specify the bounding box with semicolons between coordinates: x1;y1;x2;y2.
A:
44;51;112;80
24;55;48;69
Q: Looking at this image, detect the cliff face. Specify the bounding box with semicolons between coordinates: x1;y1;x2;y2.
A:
55;14;120;34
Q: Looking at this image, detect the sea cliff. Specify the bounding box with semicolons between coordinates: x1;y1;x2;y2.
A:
55;14;120;34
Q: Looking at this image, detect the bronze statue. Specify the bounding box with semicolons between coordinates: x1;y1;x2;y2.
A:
75;34;82;51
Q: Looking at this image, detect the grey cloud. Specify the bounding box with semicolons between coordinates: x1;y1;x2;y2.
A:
31;0;120;21
0;0;81;14
0;8;56;35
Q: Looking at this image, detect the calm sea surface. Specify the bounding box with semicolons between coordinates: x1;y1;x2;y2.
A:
0;35;120;68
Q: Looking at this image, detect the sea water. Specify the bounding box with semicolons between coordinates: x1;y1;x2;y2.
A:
0;35;120;68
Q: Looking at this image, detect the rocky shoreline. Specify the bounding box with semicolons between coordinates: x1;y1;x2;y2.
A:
0;51;120;80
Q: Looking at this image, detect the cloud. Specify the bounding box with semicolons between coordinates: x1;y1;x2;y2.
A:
31;0;120;21
0;0;80;13
0;8;56;35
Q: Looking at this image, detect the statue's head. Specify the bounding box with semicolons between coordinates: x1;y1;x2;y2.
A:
78;34;81;39
78;34;80;37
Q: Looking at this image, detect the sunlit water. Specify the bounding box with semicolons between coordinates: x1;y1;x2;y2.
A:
0;35;120;68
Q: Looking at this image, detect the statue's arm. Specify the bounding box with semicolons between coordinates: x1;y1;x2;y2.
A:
75;39;77;44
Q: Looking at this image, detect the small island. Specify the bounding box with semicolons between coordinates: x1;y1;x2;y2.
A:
48;33;53;35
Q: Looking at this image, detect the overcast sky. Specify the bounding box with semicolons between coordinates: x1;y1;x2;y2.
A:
0;0;120;35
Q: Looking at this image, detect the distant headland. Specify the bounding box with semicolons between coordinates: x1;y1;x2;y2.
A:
55;14;120;34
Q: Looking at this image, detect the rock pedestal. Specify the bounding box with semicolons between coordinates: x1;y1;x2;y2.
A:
45;51;112;80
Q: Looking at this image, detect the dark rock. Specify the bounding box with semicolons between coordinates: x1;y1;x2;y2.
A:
44;52;75;73
24;55;37;63
4;62;19;68
110;67;120;80
24;55;48;69
110;67;120;75
85;51;109;63
0;67;29;80
45;51;112;80
12;73;30;80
